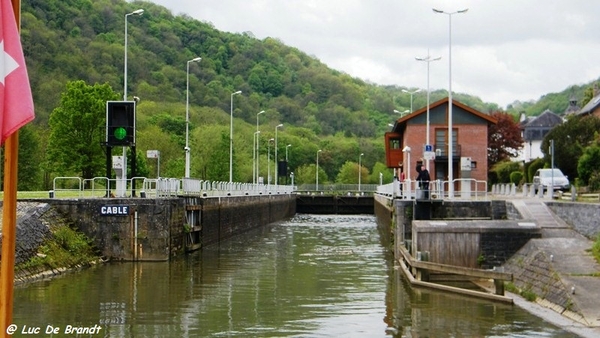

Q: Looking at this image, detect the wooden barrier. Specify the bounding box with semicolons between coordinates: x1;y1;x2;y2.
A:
398;245;513;303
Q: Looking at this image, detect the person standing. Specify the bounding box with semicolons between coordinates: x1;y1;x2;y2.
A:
416;164;430;199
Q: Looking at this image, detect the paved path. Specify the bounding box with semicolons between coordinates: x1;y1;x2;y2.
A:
510;199;600;336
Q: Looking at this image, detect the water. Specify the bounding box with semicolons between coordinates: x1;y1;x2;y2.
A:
11;214;577;337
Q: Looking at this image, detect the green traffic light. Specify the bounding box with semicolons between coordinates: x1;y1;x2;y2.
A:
114;127;127;140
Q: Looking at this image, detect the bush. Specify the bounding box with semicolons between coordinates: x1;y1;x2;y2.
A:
491;160;521;183
527;158;545;183
510;171;524;185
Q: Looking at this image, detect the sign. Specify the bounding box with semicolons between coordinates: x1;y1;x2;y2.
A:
424;144;433;152
112;156;124;170
424;151;435;160
99;205;130;216
147;150;159;159
461;157;472;171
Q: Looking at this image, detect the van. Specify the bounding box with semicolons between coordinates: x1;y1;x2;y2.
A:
532;168;570;192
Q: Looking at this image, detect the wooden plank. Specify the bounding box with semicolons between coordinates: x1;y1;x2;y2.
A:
399;246;512;280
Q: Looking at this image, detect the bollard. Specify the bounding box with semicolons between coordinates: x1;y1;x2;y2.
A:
49;190;54;198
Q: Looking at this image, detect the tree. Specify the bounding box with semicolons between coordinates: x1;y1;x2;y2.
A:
487;111;523;168
577;135;600;188
47;80;120;180
541;115;600;181
205;132;230;181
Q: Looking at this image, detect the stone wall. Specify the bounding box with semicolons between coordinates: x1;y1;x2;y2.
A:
200;194;295;247
546;201;600;239
43;198;185;261
0;202;53;265
16;194;296;261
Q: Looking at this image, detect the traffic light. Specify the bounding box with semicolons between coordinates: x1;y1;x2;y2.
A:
106;101;135;146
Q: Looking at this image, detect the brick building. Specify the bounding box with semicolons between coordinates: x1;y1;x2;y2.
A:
385;97;497;191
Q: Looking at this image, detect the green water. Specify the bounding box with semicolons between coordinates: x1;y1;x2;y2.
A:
10;214;577;337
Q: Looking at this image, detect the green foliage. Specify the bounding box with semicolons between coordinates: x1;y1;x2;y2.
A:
490;161;521;184
592;234;600;264
370;162;393;184
17;225;98;272
541;115;600;181
577;138;600;189
19;0;600;189
527;158;545;183
510;171;524;185
46;81;120;180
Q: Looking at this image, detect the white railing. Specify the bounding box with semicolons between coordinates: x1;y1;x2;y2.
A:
376;179;489;200
49;176;296;199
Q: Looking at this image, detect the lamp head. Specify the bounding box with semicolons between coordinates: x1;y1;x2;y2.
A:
132;9;144;15
191;57;202;63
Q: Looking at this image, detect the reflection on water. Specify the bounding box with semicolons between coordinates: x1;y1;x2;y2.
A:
12;214;576;337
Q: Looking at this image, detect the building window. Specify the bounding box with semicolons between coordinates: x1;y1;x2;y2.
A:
390;139;400;150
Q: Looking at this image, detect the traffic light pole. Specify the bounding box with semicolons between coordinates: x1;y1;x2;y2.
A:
106;145;112;197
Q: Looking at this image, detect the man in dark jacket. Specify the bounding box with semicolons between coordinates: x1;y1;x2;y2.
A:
416;164;430;199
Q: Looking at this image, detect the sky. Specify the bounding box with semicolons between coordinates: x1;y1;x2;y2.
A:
149;0;600;108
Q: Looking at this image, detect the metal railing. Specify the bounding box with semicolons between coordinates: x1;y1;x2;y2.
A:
48;176;296;199
377;178;489;200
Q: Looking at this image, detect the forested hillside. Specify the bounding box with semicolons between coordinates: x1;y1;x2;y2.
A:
9;0;598;190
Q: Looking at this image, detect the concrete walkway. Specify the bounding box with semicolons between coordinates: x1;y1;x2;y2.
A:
508;199;600;336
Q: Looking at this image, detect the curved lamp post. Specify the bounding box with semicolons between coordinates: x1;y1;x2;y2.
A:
124;9;144;101
255;110;265;184
416;51;441;171
267;138;274;186
401;89;421;113
433;7;468;198
316;149;322;191
185;57;201;178
394;109;410;117
275;124;283;187
359;153;364;192
229;90;242;182
253;131;261;184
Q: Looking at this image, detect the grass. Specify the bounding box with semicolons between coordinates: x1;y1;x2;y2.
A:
591;234;600;264
16;224;100;276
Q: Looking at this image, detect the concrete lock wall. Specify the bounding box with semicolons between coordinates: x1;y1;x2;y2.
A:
46;198;185;261
27;194;296;261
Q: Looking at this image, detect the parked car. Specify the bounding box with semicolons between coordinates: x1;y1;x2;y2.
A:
532;168;570;192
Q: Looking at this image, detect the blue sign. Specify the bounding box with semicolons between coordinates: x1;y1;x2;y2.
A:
424;144;433;152
100;205;130;216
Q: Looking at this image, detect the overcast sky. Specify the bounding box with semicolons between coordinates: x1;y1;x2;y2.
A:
149;0;600;108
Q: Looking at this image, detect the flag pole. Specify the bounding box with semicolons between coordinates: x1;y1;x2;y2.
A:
0;0;22;334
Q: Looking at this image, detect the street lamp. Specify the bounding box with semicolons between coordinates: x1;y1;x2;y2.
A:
268;138;274;186
121;8;143;197
255;110;265;184
124;9;144;101
394;109;410;117
286;144;291;162
416;51;441;171
359;153;364;192
434;7;468;198
401;89;421;113
185;57;202;178
316;149;322;191
275;124;283;187
229;90;242;182
253;131;261;184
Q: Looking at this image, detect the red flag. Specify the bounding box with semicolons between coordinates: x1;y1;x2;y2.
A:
0;0;34;144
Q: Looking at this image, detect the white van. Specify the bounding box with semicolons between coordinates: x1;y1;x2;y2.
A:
532;168;570;192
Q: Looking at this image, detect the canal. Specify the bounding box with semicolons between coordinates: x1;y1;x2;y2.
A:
11;214;577;337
